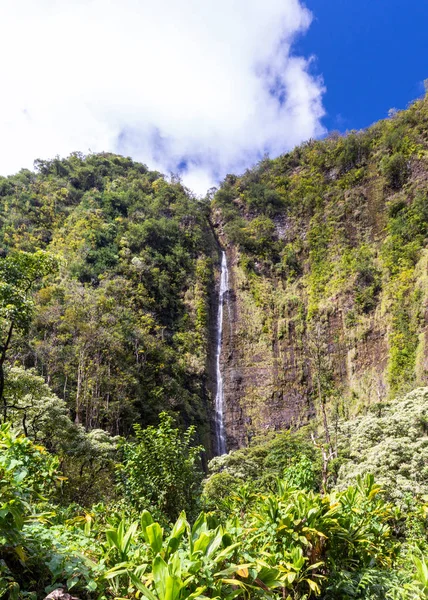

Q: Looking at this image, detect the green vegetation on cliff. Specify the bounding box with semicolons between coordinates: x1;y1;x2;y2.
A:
212;91;428;445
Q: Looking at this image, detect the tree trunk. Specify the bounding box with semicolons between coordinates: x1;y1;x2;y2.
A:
0;321;14;419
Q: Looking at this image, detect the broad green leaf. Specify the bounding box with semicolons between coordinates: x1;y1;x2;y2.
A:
129;573;157;600
146;522;163;554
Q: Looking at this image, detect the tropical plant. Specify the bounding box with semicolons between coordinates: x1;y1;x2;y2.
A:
0;423;58;544
0;250;58;406
335;388;428;501
117;413;204;521
102;509;283;600
0;422;60;597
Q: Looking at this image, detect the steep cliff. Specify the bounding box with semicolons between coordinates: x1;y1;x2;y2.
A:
1;96;428;457
211;93;428;450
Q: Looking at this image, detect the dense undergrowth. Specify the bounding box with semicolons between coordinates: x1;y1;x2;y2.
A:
0;265;427;599
1;396;428;600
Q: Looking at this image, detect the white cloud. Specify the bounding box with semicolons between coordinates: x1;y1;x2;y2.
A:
0;0;325;194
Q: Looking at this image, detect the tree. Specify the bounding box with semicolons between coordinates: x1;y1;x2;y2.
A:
0;422;58;546
0;250;58;414
118;413;203;521
3;365;74;443
3;365;118;506
380;152;409;189
306;320;337;491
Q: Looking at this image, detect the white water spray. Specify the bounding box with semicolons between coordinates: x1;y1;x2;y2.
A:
214;251;229;455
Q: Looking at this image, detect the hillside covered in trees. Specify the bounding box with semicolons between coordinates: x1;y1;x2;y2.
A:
0;153;216;442
1;93;428;599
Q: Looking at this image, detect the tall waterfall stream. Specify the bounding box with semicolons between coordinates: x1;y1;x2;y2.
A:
214;251;229;455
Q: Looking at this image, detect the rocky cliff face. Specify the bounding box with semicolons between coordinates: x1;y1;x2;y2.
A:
210;94;428;451
211;236;315;450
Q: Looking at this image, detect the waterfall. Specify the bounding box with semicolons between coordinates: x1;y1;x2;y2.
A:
214;250;229;455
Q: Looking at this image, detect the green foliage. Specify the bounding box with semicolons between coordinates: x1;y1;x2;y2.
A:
0;250;58;332
118;413;204;521
210;91;428;438
101;509;285;600
205;428;320;496
204;474;399;599
202;471;240;508
411;555;428;598
283;455;318;491
0;422;63;598
2;92;428;600
323;567;406;599
335;131;371;174
14;520;102;598
380;192;428;394
382;192;428;276
351;245;382;314
380;152;409;189
3;366;118;506
386;269;420;395
0;423;58;542
23;474;400;600
335;387;428;501
0;153;214;438
0;413;425;600
307;212;333;314
242;215;279;258
278;243;303;281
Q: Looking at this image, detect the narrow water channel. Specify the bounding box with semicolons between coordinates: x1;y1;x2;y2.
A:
214;250;228;455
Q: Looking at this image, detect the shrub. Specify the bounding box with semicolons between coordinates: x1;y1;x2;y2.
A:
335;387;428;501
381;152;409;189
117;412;204;521
202;471;241;507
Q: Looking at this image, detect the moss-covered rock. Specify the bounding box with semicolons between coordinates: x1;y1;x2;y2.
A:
212;93;428;448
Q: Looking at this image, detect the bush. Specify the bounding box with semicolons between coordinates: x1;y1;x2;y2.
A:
202;471;241;508
381;152;409;189
0;423;62;597
283;455;318;491
117;412;204;521
335;387;428;501
205;428;321;492
0;423;59;545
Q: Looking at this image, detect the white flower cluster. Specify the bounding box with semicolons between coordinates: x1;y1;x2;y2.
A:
336;387;428;501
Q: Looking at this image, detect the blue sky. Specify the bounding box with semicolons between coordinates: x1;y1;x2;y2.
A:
0;0;426;194
297;0;428;132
